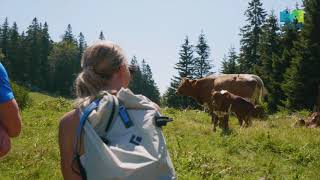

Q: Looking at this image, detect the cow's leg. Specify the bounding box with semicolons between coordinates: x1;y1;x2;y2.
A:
211;113;219;132
243;116;251;127
221;114;229;130
237;114;243;126
248;116;253;126
236;114;244;127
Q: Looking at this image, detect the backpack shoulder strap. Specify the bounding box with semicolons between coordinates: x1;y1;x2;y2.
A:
100;95;117;144
72;98;102;179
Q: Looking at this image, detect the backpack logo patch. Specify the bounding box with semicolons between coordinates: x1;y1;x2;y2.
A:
129;135;142;145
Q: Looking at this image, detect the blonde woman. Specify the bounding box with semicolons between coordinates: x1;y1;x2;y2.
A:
58;41;131;179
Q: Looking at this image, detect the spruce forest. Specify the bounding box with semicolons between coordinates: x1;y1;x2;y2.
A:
1;0;320;179
0;0;319;111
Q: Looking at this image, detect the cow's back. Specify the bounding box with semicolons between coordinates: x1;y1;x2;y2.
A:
212;75;257;101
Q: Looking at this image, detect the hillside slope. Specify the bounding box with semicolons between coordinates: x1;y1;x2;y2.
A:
0;93;320;179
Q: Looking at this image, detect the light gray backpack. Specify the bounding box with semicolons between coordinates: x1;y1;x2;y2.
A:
73;88;176;180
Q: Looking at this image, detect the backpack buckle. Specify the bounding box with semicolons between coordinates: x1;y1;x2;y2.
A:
119;105;134;128
155;116;173;127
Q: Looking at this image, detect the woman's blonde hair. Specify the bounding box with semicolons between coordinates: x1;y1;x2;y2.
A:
74;41;127;100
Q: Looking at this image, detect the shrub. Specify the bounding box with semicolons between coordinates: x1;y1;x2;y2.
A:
11;82;32;109
38;97;71;112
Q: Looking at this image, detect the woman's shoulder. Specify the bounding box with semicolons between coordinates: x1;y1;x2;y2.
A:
59;109;80;132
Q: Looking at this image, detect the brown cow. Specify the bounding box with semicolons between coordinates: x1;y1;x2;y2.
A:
177;74;265;106
206;74;265;104
308;112;320;128
177;75;264;131
292;112;320;128
211;90;256;131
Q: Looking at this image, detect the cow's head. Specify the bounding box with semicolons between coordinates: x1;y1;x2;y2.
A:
310;112;320;125
176;78;196;96
211;90;230;108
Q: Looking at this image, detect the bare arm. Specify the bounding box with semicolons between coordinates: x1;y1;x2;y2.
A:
0;125;11;157
0;99;21;137
59;110;83;180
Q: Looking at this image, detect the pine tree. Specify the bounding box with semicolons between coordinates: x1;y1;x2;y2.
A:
99;31;105;40
194;32;211;78
163;36;198;108
141;59;160;104
128;57;160;104
175;36;195;80
38;22;52;90
0;18;10;69
78;32;86;60
49;41;78;96
18;31;29;82
257;11;282;111
221;47;238;74
128;56;143;94
282;0;320;110
63;24;77;44
7;22;20;80
257;11;281;78
265;24;299;111
25;18;42;88
238;0;267;73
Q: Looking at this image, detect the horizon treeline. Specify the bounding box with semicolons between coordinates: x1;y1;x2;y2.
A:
164;0;320;112
162;33;212;109
0;17;160;101
223;0;320;112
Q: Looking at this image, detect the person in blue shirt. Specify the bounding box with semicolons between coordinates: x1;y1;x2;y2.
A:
0;63;21;157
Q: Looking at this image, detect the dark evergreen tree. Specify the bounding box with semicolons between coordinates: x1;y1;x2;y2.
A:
175;36;195;80
257;11;282;111
49;41;78;96
25;18;42;88
221;46;238;74
163;80;182;108
0;18;10;69
257;11;281;78
7;22;20;80
194;32;211;78
238;0;267;73
99;31;105;40
282;0;320;110
78;32;86;58
163;36;198;108
39;22;52;90
77;31;86;79
141;59;160;104
63;24;77;44
128;57;160;104
267;25;299;111
128;56;143;94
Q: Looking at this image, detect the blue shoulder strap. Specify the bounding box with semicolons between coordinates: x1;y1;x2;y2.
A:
72;98;101;179
76;98;101;137
118;105;134;128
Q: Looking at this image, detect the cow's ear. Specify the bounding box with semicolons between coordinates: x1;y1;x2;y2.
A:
191;79;198;87
182;78;189;84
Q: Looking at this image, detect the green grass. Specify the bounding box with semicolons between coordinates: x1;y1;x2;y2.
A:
162;108;320;180
0;93;70;180
1;93;320;179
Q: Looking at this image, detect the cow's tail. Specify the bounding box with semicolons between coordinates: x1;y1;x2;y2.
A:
251;75;266;104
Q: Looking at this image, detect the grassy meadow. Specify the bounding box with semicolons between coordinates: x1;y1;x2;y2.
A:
1;93;320;179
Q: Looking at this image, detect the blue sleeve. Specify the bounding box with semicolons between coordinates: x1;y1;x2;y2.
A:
0;63;14;103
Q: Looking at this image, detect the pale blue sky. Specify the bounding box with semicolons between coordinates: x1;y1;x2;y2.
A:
1;0;301;94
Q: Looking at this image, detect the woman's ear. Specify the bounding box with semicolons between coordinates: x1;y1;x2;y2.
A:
118;64;131;87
